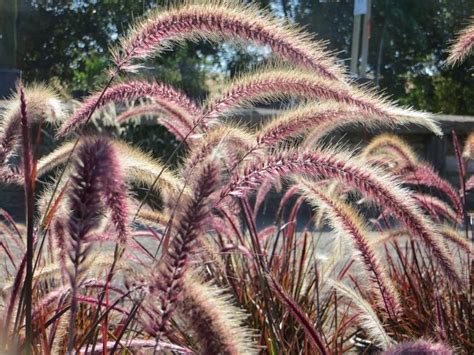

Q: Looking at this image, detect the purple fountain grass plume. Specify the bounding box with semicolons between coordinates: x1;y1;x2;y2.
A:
97;142;130;244
36;138;130;244
35;140;75;178
202;66;400;127
35;139;185;210
65;136;130;351
439;226;474;255
116;101;194;131
192;235;227;271
361;134;418;168
157;117;189;142
112;0;343;79
52;218;68;281
178;272;257;355
266;274;328;355
0;84;64;165
116;102;195;142
112;141;186;205
400;164;463;219
257;102;363;147
253;177;276;217
462;132;474;159
276;185;301;217
329;280;394;350
262;103;441;149
361;135;463;218
136;208;169;230
117;104;191;142
150;162;218;344
220;149;460;285
447;17;474;66
297;178;400;319
412;193;460;225
383;339;453;355
182;124;256;178
66;139;107;352
57;80;200;137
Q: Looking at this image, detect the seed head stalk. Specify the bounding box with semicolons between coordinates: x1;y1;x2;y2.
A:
19;86;35;354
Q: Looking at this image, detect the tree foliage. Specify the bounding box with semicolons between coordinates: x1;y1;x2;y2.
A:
16;0;216;98
269;0;474;115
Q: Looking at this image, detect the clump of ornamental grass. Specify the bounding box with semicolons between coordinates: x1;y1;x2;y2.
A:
0;1;472;354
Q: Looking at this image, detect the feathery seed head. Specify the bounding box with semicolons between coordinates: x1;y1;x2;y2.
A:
113;0;343;79
150;161;219;336
330;280;394;350
462;132;474;159
204;67;397;126
384;339;453;354
0;84;64;164
447;17;474;66
297;177;400;318
57;80;200;137
221;149;460;285
362;134;418;168
179;271;257;355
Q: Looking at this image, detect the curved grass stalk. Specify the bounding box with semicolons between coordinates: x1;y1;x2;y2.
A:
221;149;460;285
361;134;418;167
329;280;394;350
447;17;474;65
297;178;400;319
57;81;200;137
0;84;64;165
412;193;460;225
401;164;463;219
182;124;256;178
112;0;343;79
439;226;474;255
203;67;398;127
